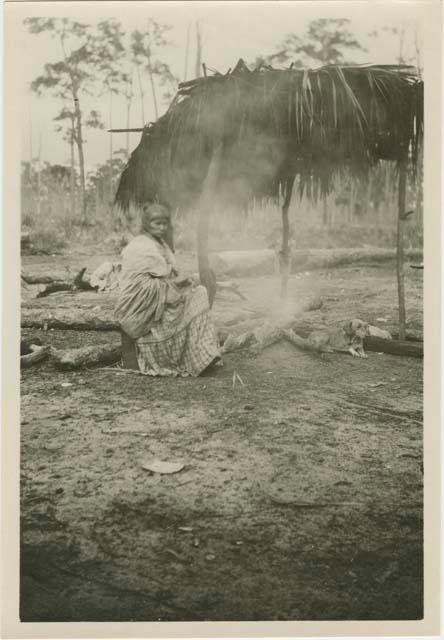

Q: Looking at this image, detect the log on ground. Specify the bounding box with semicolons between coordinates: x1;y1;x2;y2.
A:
36;281;75;297
22;273;58;285
21;345;50;368
210;248;423;278
364;336;423;358
21;308;119;331
51;342;122;370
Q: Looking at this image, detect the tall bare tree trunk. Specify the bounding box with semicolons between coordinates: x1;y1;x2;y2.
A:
36;131;42;219
136;64;145;125
73;96;87;225
146;51;159;121
69;136;76;224
397;155;408;339
125;99;131;157
109;90;114;206
69;120;76;223
280;176;295;299
29;116;33;169
195;21;202;79
183;23;190;81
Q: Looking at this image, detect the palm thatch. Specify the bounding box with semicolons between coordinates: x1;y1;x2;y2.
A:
115;59;423;212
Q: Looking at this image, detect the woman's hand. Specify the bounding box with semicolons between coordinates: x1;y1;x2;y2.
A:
173;274;194;288
165;283;183;305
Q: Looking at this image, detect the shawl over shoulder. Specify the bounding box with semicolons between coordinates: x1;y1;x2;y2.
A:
114;234;176;339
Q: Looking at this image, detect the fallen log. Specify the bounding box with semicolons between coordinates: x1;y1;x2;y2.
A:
20;344;50;368
363;336;423;358
37;281;74;297
210;248;423;278
21;308;119;331
22;273;58;285
291;248;423;272
211;250;276;277
51;342;122;370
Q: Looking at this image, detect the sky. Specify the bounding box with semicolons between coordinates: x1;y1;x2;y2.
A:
18;2;423;173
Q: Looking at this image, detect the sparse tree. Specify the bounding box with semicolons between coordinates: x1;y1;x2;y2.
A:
94;20;127;204
269;18;366;68
25;18;105;224
131;21;178;122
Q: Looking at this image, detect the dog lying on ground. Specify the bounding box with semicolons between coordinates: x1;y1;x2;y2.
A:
307;319;371;358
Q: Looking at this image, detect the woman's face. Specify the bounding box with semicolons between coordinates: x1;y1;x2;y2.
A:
146;212;169;240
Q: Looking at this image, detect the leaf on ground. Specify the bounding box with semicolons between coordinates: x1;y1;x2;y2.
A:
142;459;185;474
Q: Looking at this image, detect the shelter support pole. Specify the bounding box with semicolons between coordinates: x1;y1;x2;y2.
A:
396;154;408;340
197;142;223;307
280;175;296;299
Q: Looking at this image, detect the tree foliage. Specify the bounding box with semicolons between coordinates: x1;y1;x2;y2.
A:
261;19;366;68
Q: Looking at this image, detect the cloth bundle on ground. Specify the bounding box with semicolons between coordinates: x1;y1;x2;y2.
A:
114;234;220;377
90;261;122;292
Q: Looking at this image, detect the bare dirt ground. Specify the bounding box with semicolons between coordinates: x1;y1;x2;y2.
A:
20;252;423;621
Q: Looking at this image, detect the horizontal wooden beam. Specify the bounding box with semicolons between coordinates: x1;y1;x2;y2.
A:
107;128;144;133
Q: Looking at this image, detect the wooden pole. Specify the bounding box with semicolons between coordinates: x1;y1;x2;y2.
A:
109;90;114;206
197;143;223;307
195;21;202;79
397;154;408;340
280;175;295;299
183;23;190;81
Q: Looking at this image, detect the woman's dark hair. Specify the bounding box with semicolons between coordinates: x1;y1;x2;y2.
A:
140;202;170;232
141;202;174;252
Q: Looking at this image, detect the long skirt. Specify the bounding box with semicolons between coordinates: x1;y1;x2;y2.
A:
135;285;220;377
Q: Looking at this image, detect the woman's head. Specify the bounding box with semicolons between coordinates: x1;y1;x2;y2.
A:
141;203;170;240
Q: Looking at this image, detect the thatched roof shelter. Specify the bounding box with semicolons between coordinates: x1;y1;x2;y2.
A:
115;59;423;212
114;59;423;333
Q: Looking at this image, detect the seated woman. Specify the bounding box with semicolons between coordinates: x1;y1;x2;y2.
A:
114;202;221;377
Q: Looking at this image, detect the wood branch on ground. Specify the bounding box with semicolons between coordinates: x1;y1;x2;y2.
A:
20;344;50;368
21;231;32;249
210;248;423;278
73;267;96;291
21;338;43;355
51;342;122;370
35;268;96;297
215;280;247;300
